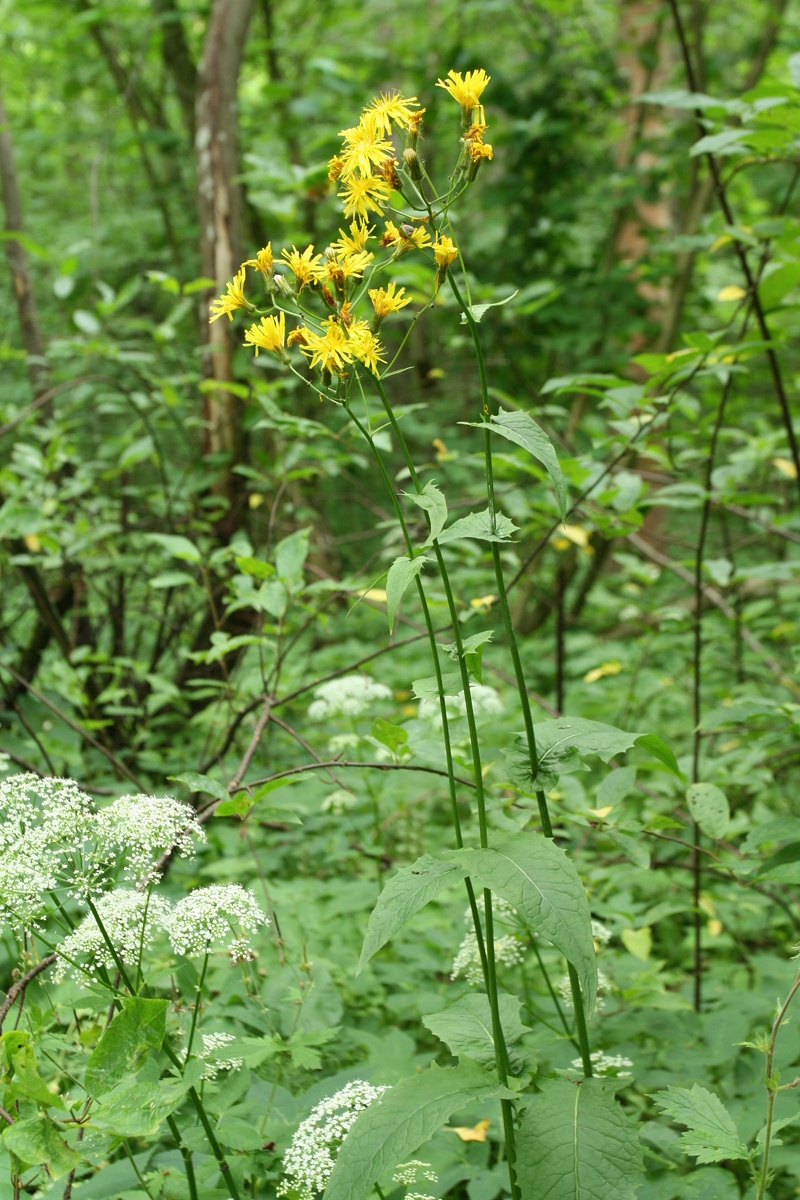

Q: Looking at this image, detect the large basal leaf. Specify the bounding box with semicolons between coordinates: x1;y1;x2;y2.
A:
531;717;641;790
447;832;597;1015
422;994;529;1068
654;1084;749;1164
470;408;566;520
405;480;447;543
516;1078;644;1199
357;855;467;974
85;997;169;1096
323;1061;513;1200
385;554;427;633
436;508;517;545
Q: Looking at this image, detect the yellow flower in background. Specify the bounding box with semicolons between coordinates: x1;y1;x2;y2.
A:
338;174;393;220
299;318;353;374
328;155;345;182
208;266;250;322
333;220;374;254
339;114;393;178
348;320;386;375
243;311;286;357
243;244;273;277
382;219;432;254
436;68;491;111
433;235;458;271
369;282;411;320
363;91;420;135
281;245;326;292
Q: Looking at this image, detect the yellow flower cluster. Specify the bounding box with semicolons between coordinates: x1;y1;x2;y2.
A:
207;70;492;389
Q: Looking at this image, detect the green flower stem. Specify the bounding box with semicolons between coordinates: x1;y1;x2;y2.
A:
446;268;594;1077
345;402;491;989
184;951;210;1064
162;1042;242;1200
369;377;521;1200
530;939;577;1045
757;966;800;1200
166;1114;199;1200
84;897;137;996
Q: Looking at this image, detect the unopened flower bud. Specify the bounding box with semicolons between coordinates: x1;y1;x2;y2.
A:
273;273;293;297
403;148;422;181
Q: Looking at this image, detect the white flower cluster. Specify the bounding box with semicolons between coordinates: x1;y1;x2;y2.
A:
559;970;612;1013
307;674;392;720
419;683;503;726
451;898;526;985
181;1031;243;1080
53;884;268;982
591;919;612;945
278;1079;390;1200
0;774;205;931
570;1050;633;1078
0;752;11;773
393;1160;438;1186
321;789;357;816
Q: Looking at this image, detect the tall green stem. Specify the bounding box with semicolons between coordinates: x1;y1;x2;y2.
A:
757;967;800;1200
447;268;593;1076
368;377;521;1200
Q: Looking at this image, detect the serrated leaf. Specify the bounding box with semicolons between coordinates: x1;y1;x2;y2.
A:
686;783;729;839
357;855;467;973
444;630;493;684
447;832;597;1015
146;533;201;564
466;409;566;520
91;1077;191;1138
169;771;229;802
654;1084;749;1163
323;1061;513;1200
436;508;517;545
411;672;462;701
386;555;427;633
2;1115;83;1179
405;480;447;543
531;717;640;790
516;1078;644;1199
423;994;529;1067
85;998;169;1096
460;290;518;323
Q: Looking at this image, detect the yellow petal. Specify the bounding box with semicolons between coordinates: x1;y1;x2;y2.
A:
449;1118;490;1142
589;806;613;819
773;456;798;479
717;285;745;302
359;588;387;602
707;918;723;937
23;534;41;552
710;234;732;252
248;493;264;508
584;661;622;683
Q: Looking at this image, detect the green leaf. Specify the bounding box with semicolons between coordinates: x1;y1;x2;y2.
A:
444;630;493;685
654;1084;749;1163
423;994;529;1067
447;832;597;1015
460;290;518;323
436;508;517;545
0;1030;62;1108
405;480;447;543
217;777;304;821
323;1061;513;1200
530;717;640;790
2;1115;82;1179
690;130;752;157
235;555;275;579
759;261;800;309
386;555;427;633
146;533;201;564
635;733;682;777
467;408;567;520
275;527;310;588
685;783;729;839
85;998;169;1096
148;570;199;590
91;1077;191;1137
371;719;408;755
411;672;463;701
516;1078;644;1199
169;771;229;802
357;854;467;974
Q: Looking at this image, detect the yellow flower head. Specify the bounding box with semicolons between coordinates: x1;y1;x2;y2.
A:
325;248;374;290
208;266;250;323
243;311;286;358
281;245;326;292
328;155;346;182
433;235;458;271
243;244;273;277
348;320;385;375
299;317;353;374
362;91;421;136
407;108;426;137
338;174;393;221
468;140;493;162
333;220;374;254
382;219;432;255
338;114;393;179
369;282;412;320
436;68;491;112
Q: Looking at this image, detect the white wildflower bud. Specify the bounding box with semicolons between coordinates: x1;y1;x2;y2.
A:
307;674;392;720
278;1080;390;1200
167;884;268;960
53;889;173;984
95;794;205;885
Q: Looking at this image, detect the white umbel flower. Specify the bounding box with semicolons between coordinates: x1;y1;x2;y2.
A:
570;1050;633;1078
167;884;268;960
307;675;392;720
53;889;173;983
180;1031;243;1080
278;1079;390;1200
393;1161;438;1185
95;794;204;884
419;683;503;724
451;897;526;984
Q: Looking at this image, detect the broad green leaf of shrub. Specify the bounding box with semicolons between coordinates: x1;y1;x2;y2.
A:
0;1030;62;1108
357;855;467;973
517;1078;643;1199
90;1077;191;1138
323;1061;513;1200
444;630;493;684
447;832;597;1014
466;409;566;520
405;480;447;543
169;771;229;802
524;717;641;789
146;533;201;564
685;783;729;839
2;1115;82;1179
386;555;427;633
423;994;529;1067
275;527;310;589
436;508;517;545
85;997;169;1096
654;1084;749;1163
